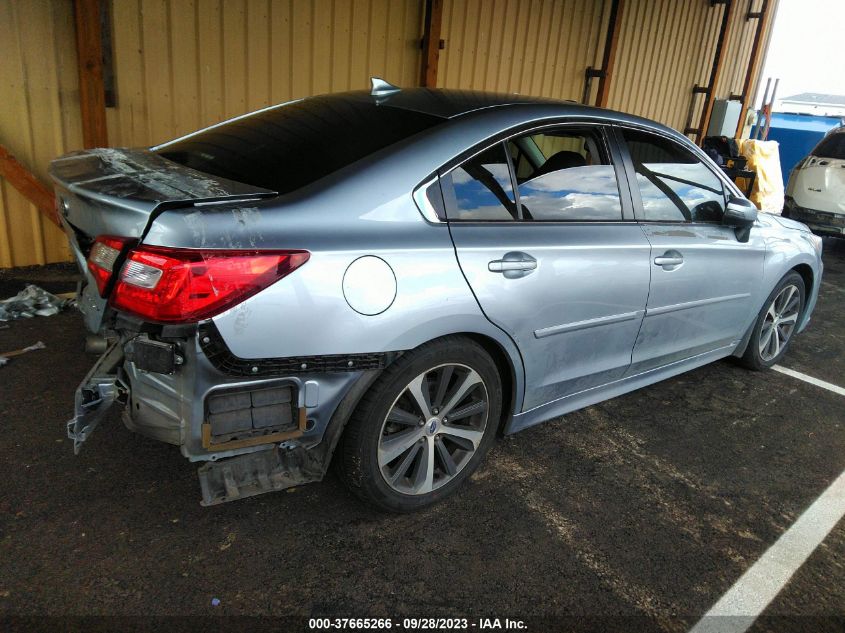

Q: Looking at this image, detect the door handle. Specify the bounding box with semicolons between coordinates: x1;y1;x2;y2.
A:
488;260;537;272
488;252;537;279
653;250;684;269
654;256;683;266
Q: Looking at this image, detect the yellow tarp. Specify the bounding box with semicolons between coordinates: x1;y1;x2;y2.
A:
740;139;784;214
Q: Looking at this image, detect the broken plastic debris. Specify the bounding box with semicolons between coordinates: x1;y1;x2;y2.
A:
211;598;221;607
0;285;72;321
0;341;46;367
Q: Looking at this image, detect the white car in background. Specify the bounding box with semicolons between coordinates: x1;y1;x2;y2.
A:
784;126;845;237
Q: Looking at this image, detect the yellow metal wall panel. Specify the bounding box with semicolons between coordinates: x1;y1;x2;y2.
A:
607;0;726;132
107;0;425;148
0;0;77;267
439;0;609;103
0;0;781;268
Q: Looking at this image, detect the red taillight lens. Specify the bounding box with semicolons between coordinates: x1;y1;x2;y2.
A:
87;236;132;296
110;247;310;323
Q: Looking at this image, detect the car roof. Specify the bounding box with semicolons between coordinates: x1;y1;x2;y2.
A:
375;87;567;118
369;87;683;140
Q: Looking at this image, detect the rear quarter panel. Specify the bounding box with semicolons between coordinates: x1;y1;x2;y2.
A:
146;186;528;412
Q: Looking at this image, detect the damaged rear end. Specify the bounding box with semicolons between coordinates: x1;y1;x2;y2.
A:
49;148;362;505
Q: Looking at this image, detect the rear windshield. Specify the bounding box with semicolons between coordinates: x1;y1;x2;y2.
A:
155;93;444;193
813;132;845;160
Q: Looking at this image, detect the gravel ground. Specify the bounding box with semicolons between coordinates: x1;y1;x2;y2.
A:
0;241;843;632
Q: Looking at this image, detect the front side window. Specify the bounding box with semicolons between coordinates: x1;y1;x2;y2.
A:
621;128;726;223
506;129;623;221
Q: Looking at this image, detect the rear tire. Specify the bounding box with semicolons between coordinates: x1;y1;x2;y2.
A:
336;336;502;513
740;271;805;370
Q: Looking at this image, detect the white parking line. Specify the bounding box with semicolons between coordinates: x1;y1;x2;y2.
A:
689;469;845;633
689;364;845;633
772;365;845;397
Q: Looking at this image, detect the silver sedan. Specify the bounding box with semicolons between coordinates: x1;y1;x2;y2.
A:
51;79;823;511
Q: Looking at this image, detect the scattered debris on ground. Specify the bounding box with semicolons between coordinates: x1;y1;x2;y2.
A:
0;285;72;321
0;341;47;367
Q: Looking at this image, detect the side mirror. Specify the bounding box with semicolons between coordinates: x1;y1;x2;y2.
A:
723;196;758;242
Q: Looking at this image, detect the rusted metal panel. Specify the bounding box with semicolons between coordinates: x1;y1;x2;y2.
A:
73;0;109;149
420;0;444;87
0;145;58;227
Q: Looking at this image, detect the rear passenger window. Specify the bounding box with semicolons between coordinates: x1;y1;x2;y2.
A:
621;129;726;223
507;129;623;221
442;143;517;221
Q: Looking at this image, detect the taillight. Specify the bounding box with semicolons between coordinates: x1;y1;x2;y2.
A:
110;247;310;323
87;236;132;296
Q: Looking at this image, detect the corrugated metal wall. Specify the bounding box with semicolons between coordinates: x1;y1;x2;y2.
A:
437;0;611;101
0;0;777;268
608;0;774;133
0;0;79;267
720;1;760;98
608;0;719;130
107;0;425;148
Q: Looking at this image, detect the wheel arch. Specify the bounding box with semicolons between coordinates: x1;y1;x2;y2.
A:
733;264;813;359
791;263;814;312
318;330;524;472
460;332;519;435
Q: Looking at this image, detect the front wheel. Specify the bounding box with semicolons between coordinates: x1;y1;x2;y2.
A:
740;271;805;370
336;336;502;513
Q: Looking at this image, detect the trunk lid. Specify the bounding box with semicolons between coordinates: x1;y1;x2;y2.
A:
50;148;276;239
49;148;276;332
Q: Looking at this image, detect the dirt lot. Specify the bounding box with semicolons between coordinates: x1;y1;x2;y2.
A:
1;240;843;632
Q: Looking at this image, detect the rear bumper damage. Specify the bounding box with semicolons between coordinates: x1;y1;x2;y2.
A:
67;340;127;454
69;322;385;505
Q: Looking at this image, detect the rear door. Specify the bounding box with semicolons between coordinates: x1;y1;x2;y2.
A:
442;123;652;411
614;126;765;373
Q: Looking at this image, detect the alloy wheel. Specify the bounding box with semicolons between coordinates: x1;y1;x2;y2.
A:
759;284;801;362
377;363;489;495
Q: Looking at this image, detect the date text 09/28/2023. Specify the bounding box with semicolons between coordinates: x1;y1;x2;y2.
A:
307;617;528;630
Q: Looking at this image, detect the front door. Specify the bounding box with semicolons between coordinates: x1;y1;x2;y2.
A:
614;126;765;373
442;124;652;411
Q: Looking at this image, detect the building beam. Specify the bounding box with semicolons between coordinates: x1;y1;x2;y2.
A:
734;0;771;138
595;0;624;108
0;145;59;227
73;0;108;148
420;0;444;88
696;0;737;144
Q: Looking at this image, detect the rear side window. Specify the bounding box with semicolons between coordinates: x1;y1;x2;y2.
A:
442;125;624;222
506;129;623;221
155;94;444;194
813;133;845;159
441;143;518;221
621;129;725;223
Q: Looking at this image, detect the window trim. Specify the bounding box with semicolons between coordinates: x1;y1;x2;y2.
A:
611;123;744;226
437;120;634;224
